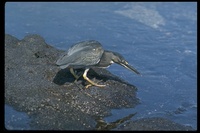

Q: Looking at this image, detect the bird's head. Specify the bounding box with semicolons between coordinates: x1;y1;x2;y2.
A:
110;51;140;75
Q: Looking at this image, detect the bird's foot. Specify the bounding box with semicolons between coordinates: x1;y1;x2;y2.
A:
83;68;106;89
85;84;106;89
85;79;106;89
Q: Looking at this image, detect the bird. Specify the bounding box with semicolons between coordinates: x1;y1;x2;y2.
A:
56;40;140;88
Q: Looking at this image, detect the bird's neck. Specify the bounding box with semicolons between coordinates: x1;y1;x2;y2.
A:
96;51;114;68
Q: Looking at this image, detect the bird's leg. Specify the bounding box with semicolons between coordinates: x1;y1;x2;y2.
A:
83;68;106;88
70;68;81;81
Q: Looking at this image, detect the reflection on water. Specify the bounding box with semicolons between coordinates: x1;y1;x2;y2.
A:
95;112;137;130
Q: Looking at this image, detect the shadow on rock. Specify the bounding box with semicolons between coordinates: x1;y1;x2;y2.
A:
53;68;75;85
53;66;136;88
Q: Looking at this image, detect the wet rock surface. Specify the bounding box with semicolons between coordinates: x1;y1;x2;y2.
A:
5;34;194;130
118;117;194;131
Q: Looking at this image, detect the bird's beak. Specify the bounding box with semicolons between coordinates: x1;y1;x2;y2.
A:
119;61;140;75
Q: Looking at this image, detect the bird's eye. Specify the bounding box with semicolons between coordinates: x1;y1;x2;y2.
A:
124;60;128;65
93;48;96;51
123;60;125;62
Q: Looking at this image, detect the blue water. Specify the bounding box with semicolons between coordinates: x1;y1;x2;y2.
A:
5;2;197;130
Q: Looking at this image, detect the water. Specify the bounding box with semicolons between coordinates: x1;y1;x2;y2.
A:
4;105;31;130
5;2;197;130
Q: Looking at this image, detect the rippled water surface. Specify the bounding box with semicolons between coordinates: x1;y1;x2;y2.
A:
5;2;197;129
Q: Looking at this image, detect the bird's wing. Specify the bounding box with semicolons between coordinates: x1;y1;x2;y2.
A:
67;40;101;56
56;44;104;69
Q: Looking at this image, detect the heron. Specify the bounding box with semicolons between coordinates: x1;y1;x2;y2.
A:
56;40;140;88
